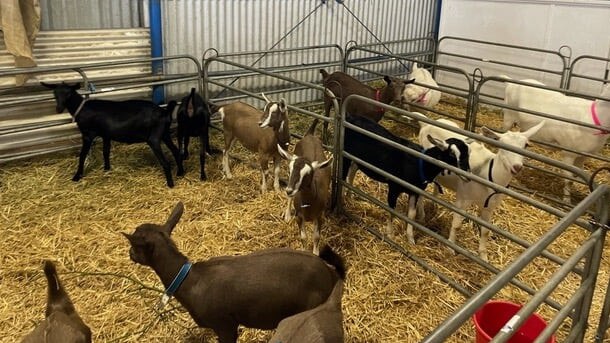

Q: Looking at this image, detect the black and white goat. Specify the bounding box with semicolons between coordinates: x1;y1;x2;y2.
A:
122;202;345;343
22;261;91;343
343;114;471;241
41;82;183;187
277;120;333;255
176;87;213;180
418;118;544;261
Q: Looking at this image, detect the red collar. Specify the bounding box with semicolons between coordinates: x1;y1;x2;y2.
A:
375;89;385;114
591;101;609;135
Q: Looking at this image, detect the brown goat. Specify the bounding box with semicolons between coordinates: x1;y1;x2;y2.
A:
21;261;91;343
218;95;290;193
122;202;346;343
320;69;414;123
269;279;344;343
278;119;332;255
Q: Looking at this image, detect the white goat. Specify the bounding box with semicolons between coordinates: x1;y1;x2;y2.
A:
402;63;441;108
418;118;544;262
218;94;290;193
502;78;610;201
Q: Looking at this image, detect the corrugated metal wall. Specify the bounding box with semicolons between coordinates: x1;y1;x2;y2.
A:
160;0;438;102
40;0;144;30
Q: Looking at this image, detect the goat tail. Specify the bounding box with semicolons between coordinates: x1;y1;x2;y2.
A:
43;260;75;316
305;118;319;137
319;245;346;280
320;68;329;79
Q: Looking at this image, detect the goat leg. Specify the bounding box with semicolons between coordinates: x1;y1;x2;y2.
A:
272;156;281;192
386;186;401;240
147;140;174;188
182;135;190;160
284;198;294;222
198;135;207;180
161;132;184;177
215;326;239;343
406;195;418;245
73;135;94;181
102;137;111;171
313;218;321;256
478;207;492;263
298;217;307;251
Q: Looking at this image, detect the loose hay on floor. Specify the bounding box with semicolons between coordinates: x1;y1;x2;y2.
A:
1;97;609;342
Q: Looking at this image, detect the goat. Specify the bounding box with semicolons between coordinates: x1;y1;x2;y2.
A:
343;113;471;241
502;77;610;201
277;119;333;255
122;202;345;343
218;95;290;193
176;87;213;180
401;63;441;109
320;69;414;123
41;82;183;187
21;261;91;343
418;118;544;261
269;278;344;343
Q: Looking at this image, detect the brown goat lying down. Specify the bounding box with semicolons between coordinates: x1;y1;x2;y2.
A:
122;202;345;343
22;261;91;343
269;279;345;343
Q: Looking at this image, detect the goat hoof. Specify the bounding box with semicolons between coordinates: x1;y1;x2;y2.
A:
177;169;185;177
200;174;207;181
72;175;81;182
182;153;189;160
104;166;110;171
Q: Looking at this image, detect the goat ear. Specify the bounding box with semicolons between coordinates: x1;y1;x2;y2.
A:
163;202;184;235
405;78;416;85
427;135;449;151
522;120;545;138
383;75;392;84
311;156;333;170
121;232;142;245
279;98;287;112
277;144;295;161
40;82;57;89
480;126;500;140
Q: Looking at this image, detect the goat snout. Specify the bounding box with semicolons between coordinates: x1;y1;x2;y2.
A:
285;188;297;197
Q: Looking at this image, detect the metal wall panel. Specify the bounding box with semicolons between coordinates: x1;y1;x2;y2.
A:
160;0;438;101
40;0;143;30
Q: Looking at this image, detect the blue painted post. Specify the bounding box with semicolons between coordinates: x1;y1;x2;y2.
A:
149;0;164;104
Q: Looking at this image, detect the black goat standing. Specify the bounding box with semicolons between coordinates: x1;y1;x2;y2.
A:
41;82;184;187
176;87;212;180
342;113;471;241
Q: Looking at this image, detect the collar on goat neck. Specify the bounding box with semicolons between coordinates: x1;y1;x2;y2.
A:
157;261;192;311
375;89;385;114
416;89;431;104
72;98;88;122
591;102;610;135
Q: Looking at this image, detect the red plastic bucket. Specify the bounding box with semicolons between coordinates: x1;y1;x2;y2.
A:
472;300;556;343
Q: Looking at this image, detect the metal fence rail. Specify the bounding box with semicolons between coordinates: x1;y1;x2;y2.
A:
337;94;610;342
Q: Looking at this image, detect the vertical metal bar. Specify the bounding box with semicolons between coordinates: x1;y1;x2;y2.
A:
595;275;610;342
149;0;165;104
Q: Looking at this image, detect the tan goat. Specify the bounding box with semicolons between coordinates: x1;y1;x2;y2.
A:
278;119;333;255
218;95;290;193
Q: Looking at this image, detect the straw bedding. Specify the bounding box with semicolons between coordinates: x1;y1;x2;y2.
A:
1;98;609;342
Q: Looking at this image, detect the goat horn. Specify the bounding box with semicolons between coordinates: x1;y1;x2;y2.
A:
261;92;271;103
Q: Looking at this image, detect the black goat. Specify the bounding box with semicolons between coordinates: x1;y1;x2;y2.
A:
176;87;213;180
21;261;91;343
41;82;184;187
342;114;471;242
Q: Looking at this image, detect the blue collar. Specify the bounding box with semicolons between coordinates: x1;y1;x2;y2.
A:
165;262;192;297
418;149;428;185
157;261;192;311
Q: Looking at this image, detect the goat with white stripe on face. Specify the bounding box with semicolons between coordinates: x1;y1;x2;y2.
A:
278;119;333;255
217;94;290;194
